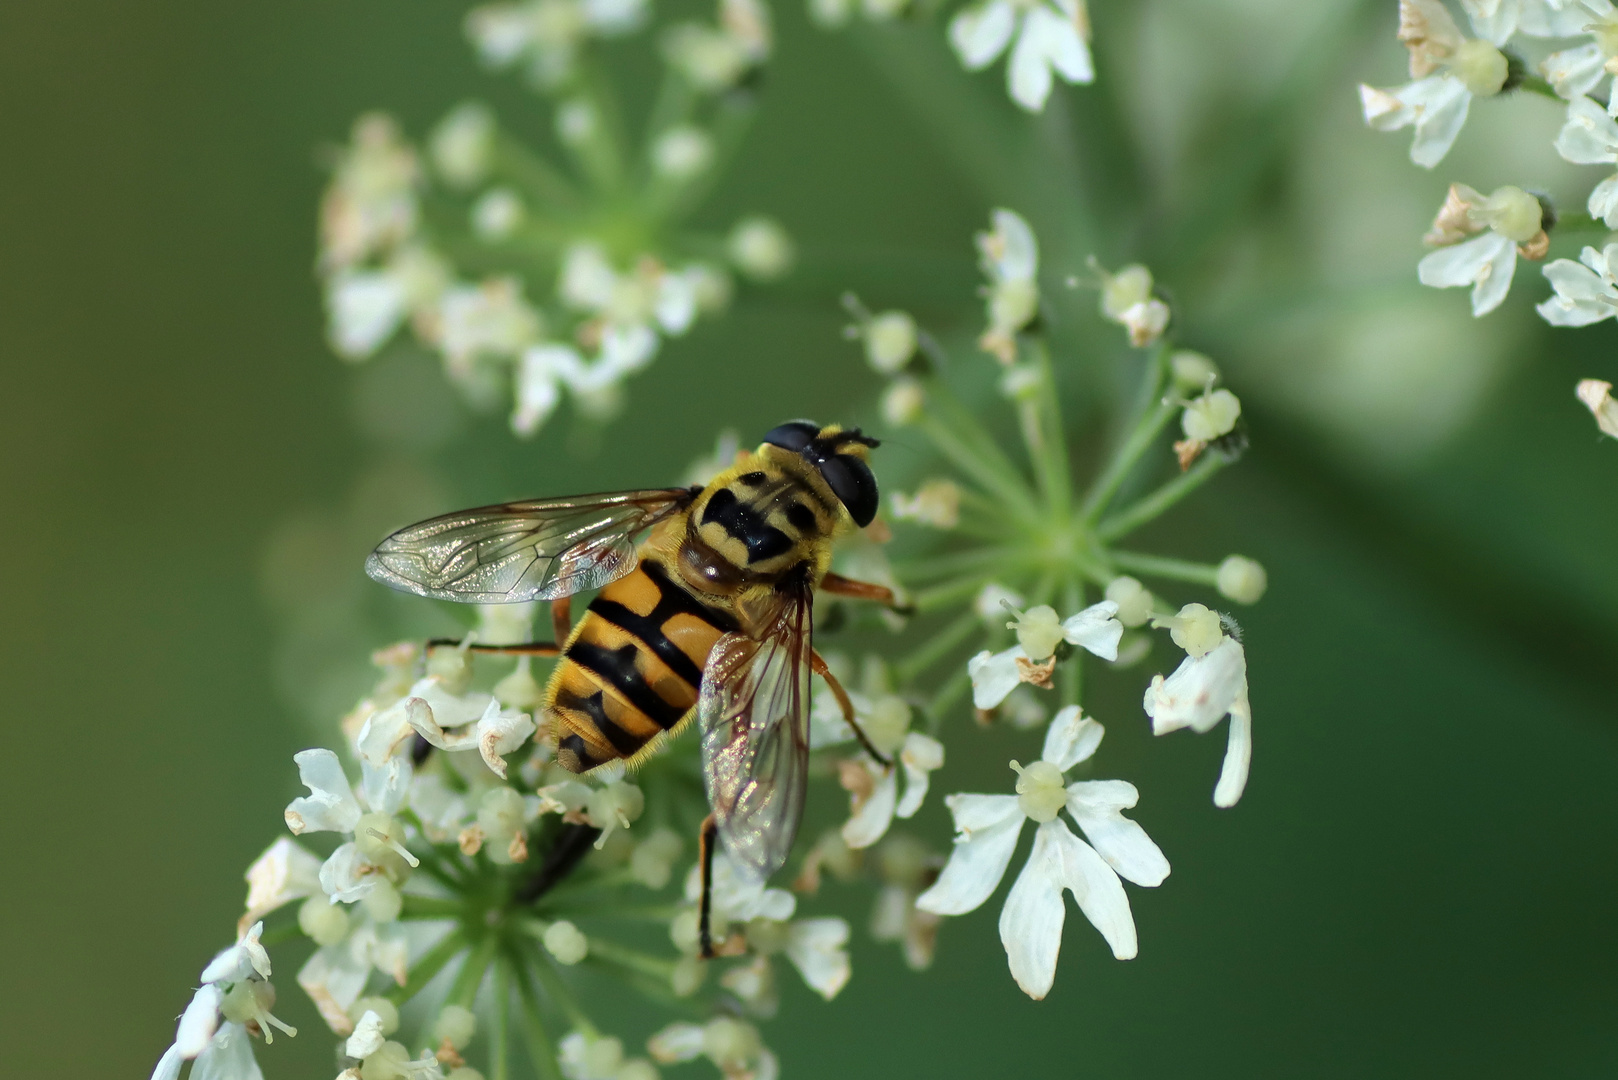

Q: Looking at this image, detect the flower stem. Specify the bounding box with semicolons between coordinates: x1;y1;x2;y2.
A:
492;957;512;1080
400;895;465;920
920;383;1042;521
388;929;467;1005
582;935;677;980
517;932;600;1038
1080;341;1172;522
1096;455;1229;542
1109;550;1222;586
909;572;995;614
1060;576;1083;708
447;933;498;1009
513;957;565;1080
895;610;981;684
1019;343;1073;518
925;666;971;732
895;546;1017;583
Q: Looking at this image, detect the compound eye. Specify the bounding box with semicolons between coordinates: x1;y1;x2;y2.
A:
761;420;820;452
819;454;879;527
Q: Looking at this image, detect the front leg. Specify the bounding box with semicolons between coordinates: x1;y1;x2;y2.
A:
810;650;893;768
425;597;575;657
819;571;913;615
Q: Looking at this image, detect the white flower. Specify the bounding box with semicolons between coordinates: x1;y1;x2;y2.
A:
650;1017;778;1080
890;479;961;529
1358;76;1472;168
428;278;542;372
324;246;449;361
855;309;918;374
1465;0;1591;41
915;707;1169;999
241;837;324;931
285;749;363;836
1182;389;1241;442
839;730;946;848
1555;97;1618;227
466;0;648;86
975;208;1039;362
472;187;525;239
1538;243;1618;326
1090;258;1170;347
429;102;495;188
1416;183;1542;316
727;217;794;281
320;114;420;271
151;922;297;1079
1576;378;1618;437
948;0;1092;112
346;1010;388;1060
652;126;715;179
968;600;1124;710
1143;635;1253;807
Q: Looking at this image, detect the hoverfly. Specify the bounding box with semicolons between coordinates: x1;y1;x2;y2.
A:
366;421;903;955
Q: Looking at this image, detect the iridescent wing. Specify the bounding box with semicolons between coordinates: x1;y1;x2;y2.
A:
365;488;697;604
698;578;814;883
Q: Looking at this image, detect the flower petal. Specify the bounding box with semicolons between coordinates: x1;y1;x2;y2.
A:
896;732;945;819
1040;704;1103;771
174;984;223;1058
1007;16;1055;111
1541;42;1606;99
1555;96;1618;165
1142;637;1246;734
948;0;1016;70
150;1043;184;1080
784;917;852;1000
241;837;324;930
841;764;897;849
968;645;1026;709
1066;780;1170;887
190;1022;263;1080
915;794;1024;915
1061;600;1122;660
1047;820;1138;960
1213;689;1253;808
284;749;363;835
997;821;1069;999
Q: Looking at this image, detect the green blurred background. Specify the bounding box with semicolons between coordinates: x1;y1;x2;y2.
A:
3;0;1616;1075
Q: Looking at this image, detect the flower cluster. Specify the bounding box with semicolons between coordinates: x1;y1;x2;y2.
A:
1360;0;1618;431
319;0;791;437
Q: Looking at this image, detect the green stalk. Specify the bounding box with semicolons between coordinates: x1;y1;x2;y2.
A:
909;571;996;614
495;136;583;212
895;610;982;684
387;929;467;1006
918;410;1040;524
518;935;600;1038
513;958;565;1080
1096;455;1229;541
582;936;678;980
1060;576;1083;708
894;545;1016;582
1018;344;1073;518
447;933;499;1009
1109;550;1222;586
491;957;512;1080
399;895;465;921
1081;341;1172;522
925;667;972;733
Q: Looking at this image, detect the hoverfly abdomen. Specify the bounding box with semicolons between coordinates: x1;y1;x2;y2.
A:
548;557;739;772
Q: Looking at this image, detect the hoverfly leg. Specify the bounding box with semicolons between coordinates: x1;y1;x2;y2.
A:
425;598;575;656
809;651;894;769
550;596;573;646
698;814;719;960
818;571;914;616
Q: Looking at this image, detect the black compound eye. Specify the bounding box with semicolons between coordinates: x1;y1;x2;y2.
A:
762;420;820;452
819;454;879;527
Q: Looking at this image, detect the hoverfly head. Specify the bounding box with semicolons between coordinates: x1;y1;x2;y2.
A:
761;419;881;527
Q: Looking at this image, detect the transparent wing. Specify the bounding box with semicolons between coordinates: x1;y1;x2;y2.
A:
365;488;696;604
698;581;813;884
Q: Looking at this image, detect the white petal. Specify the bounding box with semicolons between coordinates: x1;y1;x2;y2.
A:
1066;781;1170;887
175;984;223;1058
598;322;659;374
1537;294;1615;326
361;755;412;815
1521;0;1594;34
1405;76;1472;168
1033;2;1092;84
297;942;370;1035
200;921;270;983
784;917;852;999
241;837;324;928
1541;43;1606;99
476;700;536;778
1213;690;1253;808
895;732;944;819
1142;637;1246;734
1543;256;1615;303
1462;0;1517;43
997;822;1069;999
190;1022;264;1080
1007;18;1055;111
284;749;362;835
648;1022;707;1064
512;347;565;436
968;646;1025;709
1469;238;1518;316
1047;820;1137;959
987;208;1038;283
1061;600;1122;660
915;794;1025;915
841;765;897;849
948;0;1016;70
318;842;378;904
327;272;406;359
1555;96;1618;164
346;1011;387;1059
655;270;698;334
1590;174;1618;228
1040;704;1103;770
150;1043;184;1080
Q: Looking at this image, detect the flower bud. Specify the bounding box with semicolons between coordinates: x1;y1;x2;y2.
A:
671;953;706;996
890;479;960;529
555;99;596;146
471;189;523;240
863;311;918;374
543;920;589;965
1170;350;1219;391
477;787;527;865
430;103;494;189
616;1061;660;1080
1100;264;1153;320
630;828;685;889
1216;555;1268;604
1009;605;1065;660
728;217;794;281
434;1004;476;1050
1474;184;1542;243
587;780;646;842
1452;38;1508;95
298;895;350;947
1182;389;1241;442
1577;379;1618;439
860;695;913;756
652;126;714;179
1154;602;1224;658
1105;576;1154;628
881;376;925;426
702;1017;762;1070
360;877;402;923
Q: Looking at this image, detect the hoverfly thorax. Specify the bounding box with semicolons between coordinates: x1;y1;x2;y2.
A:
679;421;882;599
